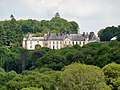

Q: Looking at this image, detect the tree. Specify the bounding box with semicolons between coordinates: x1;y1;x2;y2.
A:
0;14;79;48
0;69;17;90
65;51;84;64
5;70;60;90
80;47;97;65
82;42;102;50
30;49;44;66
21;87;43;90
58;63;110;90
10;47;30;73
49;16;76;33
98;26;119;41
36;50;67;70
69;21;79;33
102;63;120;89
0;16;23;47
97;45;111;55
95;54;110;68
10;14;16;22
13;47;29;72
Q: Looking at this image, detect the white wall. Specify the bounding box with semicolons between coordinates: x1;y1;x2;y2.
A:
23;37;98;50
49;40;63;49
25;40;44;50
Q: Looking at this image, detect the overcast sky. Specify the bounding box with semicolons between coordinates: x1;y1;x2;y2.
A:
0;0;120;34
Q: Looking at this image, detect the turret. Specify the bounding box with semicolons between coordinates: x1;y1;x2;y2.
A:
55;12;60;18
44;34;48;40
89;32;94;40
27;33;32;40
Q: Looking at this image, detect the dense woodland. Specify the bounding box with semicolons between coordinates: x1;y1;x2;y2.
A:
0;41;120;90
0;14;120;90
98;25;120;41
0;13;79;47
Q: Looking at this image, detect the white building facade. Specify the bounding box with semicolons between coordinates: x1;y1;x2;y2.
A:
23;32;99;50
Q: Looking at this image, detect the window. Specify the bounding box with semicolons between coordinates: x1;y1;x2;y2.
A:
83;41;85;45
57;41;58;44
79;41;81;45
57;45;58;49
53;46;55;49
30;45;32;48
49;41;51;44
60;41;62;44
69;41;70;44
30;41;32;44
65;41;66;44
72;41;74;45
44;41;48;46
60;45;62;48
76;41;77;44
53;41;55;44
37;41;39;43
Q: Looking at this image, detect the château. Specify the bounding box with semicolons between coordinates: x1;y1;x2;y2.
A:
23;32;99;50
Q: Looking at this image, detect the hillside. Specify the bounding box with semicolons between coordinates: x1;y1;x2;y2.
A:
1;14;120;90
0;13;79;47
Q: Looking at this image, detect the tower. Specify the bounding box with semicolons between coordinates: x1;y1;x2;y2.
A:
55;12;60;18
28;33;32;40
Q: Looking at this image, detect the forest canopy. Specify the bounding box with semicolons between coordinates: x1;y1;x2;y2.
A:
1;13;120;90
98;25;120;41
0;40;120;89
0;13;79;47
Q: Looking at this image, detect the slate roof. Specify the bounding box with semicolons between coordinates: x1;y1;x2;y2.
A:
68;34;85;41
25;33;99;41
47;34;85;41
89;35;99;41
32;37;44;41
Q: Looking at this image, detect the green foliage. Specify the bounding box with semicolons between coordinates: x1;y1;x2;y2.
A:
1;40;120;90
37;16;79;34
2;14;120;90
18;14;79;35
36;50;67;70
21;87;43;90
58;63;110;90
1;40;120;74
98;25;120;41
34;41;120;71
0;15;23;47
1;22;120;89
69;21;79;33
29;49;44;66
82;42;102;50
0;69;17;90
65;51;84;64
0;14;79;47
102;63;120;89
5;70;60;90
0;47;21;72
18;19;41;33
0;67;5;72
